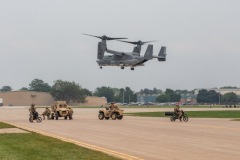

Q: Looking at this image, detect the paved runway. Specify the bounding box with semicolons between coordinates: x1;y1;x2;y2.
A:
0;107;240;160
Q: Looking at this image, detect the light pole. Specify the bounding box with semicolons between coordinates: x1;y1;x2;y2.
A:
218;91;221;106
122;90;124;104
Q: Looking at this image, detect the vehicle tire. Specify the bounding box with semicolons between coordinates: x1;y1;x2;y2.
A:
64;116;67;120
29;116;33;123
117;115;123;120
183;116;188;122
105;117;110;120
170;116;175;122
36;117;42;123
69;114;73;120
98;113;104;120
111;113;117;120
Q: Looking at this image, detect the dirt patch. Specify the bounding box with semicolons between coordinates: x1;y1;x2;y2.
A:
0;128;29;134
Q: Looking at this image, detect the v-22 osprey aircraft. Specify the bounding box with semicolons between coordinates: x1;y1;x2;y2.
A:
83;34;167;70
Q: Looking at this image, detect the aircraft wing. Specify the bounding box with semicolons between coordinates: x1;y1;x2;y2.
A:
132;59;148;67
106;49;132;56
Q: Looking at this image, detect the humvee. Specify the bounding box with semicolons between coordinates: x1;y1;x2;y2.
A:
98;106;124;120
50;101;73;120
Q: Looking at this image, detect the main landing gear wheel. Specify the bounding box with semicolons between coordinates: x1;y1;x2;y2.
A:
121;66;124;69
100;66;102;69
130;67;134;70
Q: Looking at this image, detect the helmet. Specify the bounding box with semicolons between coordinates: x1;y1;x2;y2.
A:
31;104;35;107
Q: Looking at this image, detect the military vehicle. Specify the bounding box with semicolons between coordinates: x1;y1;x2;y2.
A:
83;34;166;70
98;106;124;120
50;101;73;120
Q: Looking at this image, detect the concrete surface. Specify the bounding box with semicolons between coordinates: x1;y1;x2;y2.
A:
0;107;240;160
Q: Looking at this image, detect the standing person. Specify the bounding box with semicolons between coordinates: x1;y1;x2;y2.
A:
42;107;51;120
174;103;183;122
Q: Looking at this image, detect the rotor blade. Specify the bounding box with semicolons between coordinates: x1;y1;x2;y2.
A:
107;37;128;41
82;33;102;39
83;33;127;41
142;40;157;44
117;40;138;44
117;40;157;45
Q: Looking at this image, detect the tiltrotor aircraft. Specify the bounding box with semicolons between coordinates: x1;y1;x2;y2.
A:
84;34;166;70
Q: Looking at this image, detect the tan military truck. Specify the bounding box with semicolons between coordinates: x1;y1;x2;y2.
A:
50;101;73;120
98;105;124;120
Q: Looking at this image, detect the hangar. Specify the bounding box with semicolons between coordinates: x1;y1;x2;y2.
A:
0;91;106;106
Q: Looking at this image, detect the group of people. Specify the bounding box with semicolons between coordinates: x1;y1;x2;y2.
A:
30;102;183;121
109;102;120;111
28;103;73;120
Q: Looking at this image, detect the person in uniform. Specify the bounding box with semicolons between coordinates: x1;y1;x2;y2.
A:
68;107;73;115
29;104;36;113
109;102;115;111
174;103;183;121
42;107;51;120
29;104;38;119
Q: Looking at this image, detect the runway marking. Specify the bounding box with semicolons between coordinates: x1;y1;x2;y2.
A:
1;121;144;160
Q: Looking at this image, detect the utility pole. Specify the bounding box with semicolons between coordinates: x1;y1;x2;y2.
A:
219;91;221;106
123;90;124;104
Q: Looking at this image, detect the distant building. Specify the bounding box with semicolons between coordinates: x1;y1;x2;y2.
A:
0;91;54;106
137;94;159;103
194;88;240;95
180;95;197;105
0;91;107;106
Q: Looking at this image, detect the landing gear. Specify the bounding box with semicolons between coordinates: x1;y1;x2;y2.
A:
100;66;102;69
130;67;134;70
121;66;124;69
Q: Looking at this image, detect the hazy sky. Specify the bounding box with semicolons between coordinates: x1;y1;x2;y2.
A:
1;0;240;92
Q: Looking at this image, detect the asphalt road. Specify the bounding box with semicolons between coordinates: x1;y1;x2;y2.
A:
1;107;240;160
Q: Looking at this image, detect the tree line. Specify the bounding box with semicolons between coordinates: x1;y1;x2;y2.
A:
0;81;239;104
197;89;239;104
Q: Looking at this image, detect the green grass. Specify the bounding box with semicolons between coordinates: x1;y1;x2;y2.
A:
125;110;240;118
63;105;224;109
0;121;119;160
0;122;16;129
0;133;119;160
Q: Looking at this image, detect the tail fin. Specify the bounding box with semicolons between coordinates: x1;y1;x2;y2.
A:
158;46;166;61
144;45;153;60
97;42;106;59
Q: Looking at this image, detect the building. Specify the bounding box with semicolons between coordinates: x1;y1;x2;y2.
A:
0;91;107;106
0;91;54;106
137;94;158;103
180;95;197;105
194;88;240;96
